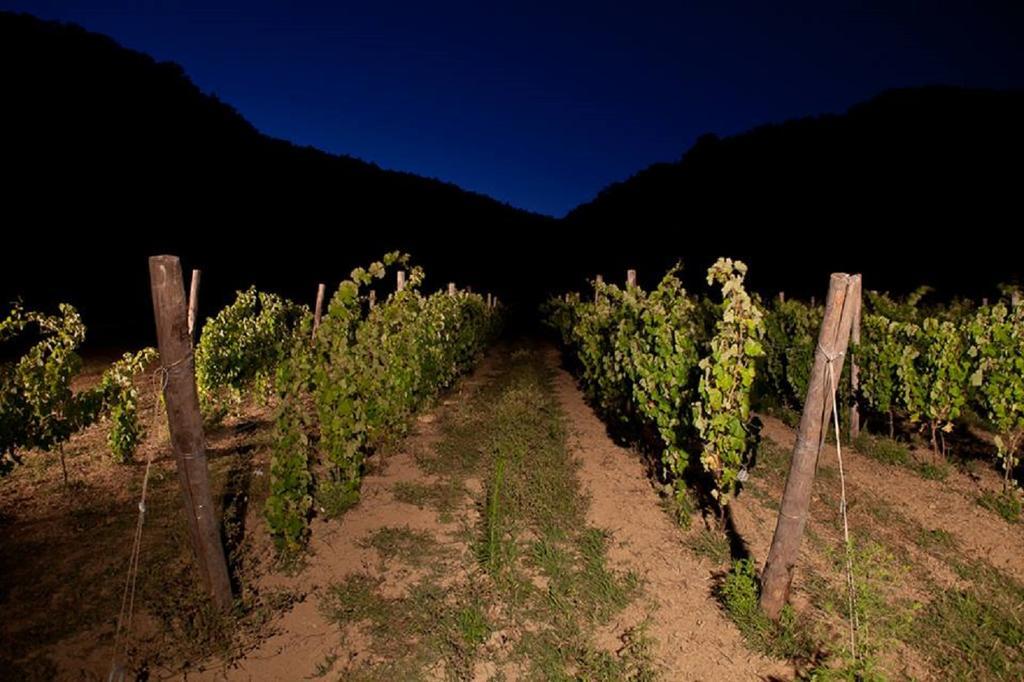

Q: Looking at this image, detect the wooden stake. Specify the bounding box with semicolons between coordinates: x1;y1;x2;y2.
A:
148;256;233;612
849;278;863;441
760;273;860;620
487;293;493;308
312;283;326;341
595;274;603;302
448;282;456;296
369;289;376;309
396;271;406;292
626;269;637;287
187;269;201;340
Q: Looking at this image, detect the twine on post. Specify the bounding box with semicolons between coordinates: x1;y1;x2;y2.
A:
820;344;859;661
108;352;192;681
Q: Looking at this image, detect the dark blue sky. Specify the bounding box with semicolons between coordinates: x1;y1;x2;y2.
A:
7;1;1023;216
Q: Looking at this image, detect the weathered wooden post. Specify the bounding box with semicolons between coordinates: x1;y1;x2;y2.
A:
397;271;406;292
849;278;863;441
148;256;233;612
187;269;201;340
312;283;326;341
369;289;376;309
595;274;603;302
487;293;493;308
626;269;637;287
760;273;860;620
448;282;456;296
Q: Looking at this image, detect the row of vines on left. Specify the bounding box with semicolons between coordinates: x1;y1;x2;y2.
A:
193;252;503;556
1;303;156;481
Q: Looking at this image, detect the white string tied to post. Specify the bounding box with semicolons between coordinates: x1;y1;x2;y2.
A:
108;352;191;681
819;343;859;662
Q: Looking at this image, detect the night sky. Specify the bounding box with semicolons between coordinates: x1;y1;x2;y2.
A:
6;1;1024;216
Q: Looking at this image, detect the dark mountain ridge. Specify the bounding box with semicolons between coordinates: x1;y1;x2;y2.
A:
3;10;1022;343
565;86;1024;300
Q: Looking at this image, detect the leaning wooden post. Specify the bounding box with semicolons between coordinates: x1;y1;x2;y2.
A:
187;269;201;340
760;273;860;620
312;283;326;341
848;278;863;441
148;256;233;612
448;282;456;296
626;269;637;287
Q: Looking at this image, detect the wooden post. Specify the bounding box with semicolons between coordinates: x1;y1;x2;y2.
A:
487;293;493;308
187;269;201;340
982;297;989;307
148;256;233;612
760;273;860;620
810;295;817;307
778;291;785;304
595;274;603;302
312;283;326;341
626;269;637;287
849;278;863;441
448;282;456;296
396;271;406;292
369;289;376;309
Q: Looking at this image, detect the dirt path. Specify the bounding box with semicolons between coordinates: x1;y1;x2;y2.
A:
191;343;794;681
547;347;788;681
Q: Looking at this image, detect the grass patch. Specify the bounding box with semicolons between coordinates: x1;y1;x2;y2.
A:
717;558;818;661
320;573;493;680
359;526;438;567
753;437;791;477
854;432;950;481
853;432;910;466
977;489;1022;524
914;460;950;481
916;527;957;552
391;480;463;521
685;528;731;566
911;563;1024;682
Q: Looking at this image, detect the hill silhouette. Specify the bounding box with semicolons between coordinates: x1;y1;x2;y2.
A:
565;86;1024;300
1;11;554;341
2;10;1022;344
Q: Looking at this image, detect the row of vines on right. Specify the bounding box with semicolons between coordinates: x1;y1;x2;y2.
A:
543;263;1024;526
